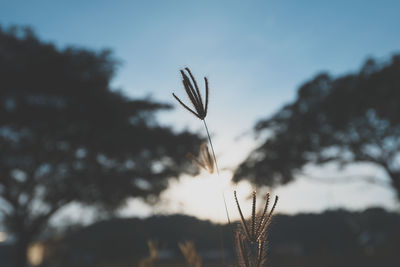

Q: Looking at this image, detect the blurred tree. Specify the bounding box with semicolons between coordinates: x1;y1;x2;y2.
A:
234;55;400;200
0;26;201;267
41;210;400;267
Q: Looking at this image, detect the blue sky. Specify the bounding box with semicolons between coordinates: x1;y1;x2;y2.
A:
1;0;400;221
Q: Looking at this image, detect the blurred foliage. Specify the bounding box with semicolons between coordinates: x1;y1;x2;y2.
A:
234;54;400;200
39;208;400;267
0;25;201;267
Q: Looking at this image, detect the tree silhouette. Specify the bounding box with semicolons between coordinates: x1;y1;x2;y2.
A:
0;26;201;267
234;55;400;200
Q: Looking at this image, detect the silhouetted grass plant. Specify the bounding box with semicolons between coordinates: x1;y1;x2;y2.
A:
172;67;219;174
234;191;278;243
234;191;278;267
139;240;159;267
178;241;203;267
187;143;215;174
172;68;279;267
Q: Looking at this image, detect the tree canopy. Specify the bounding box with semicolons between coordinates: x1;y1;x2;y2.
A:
0;26;201;267
234;54;400;200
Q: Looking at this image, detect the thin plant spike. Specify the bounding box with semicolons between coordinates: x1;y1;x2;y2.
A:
185;67;204;111
184;69;206;119
264;195;279;226
172;68;209;120
172;93;201;119
204;77;209;117
234;191;252;241
181;72;202;114
251;191;257;241
182;78;198;108
185;68;200;93
255;193;270;238
182;76;203;116
257;195;278;241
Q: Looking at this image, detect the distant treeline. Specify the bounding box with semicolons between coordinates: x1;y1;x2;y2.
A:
41;207;399;267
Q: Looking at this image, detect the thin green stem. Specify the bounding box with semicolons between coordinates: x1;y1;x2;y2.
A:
222;192;235;238
203;119;220;175
203;119;229;266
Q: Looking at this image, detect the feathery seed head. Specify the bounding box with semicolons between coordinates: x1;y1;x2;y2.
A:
178;241;202;267
187;143;215;174
234;190;278;243
172;68;209;120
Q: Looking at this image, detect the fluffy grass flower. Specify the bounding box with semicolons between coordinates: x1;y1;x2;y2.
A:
187;143;215;174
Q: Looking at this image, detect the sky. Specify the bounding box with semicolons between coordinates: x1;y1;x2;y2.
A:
1;0;400;223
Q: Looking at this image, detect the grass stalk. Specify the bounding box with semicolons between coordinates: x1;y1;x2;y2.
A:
202;119;220;175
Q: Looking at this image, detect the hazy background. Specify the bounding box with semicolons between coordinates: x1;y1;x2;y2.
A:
1;1;400;267
1;0;399;222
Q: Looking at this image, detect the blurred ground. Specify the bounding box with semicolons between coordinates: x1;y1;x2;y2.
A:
2;208;393;267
